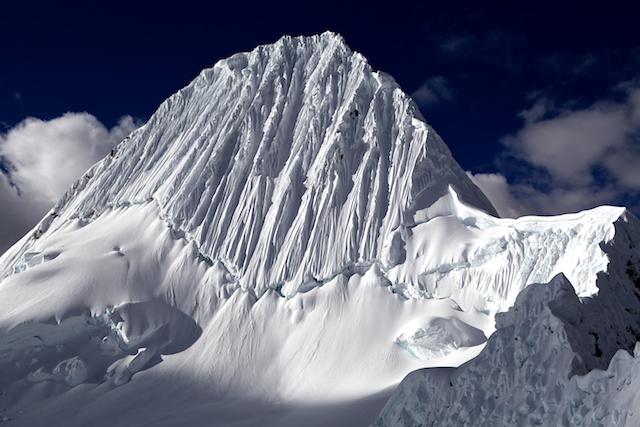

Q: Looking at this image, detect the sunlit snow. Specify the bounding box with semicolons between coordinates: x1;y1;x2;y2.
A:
1;32;639;426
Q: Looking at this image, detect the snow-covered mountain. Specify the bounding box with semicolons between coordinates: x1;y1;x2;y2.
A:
1;32;639;426
0;31;495;296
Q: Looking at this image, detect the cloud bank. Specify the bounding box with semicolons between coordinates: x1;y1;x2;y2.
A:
466;172;532;218
470;83;640;218
0;113;139;252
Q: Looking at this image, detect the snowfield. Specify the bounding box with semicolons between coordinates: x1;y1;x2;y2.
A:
1;32;639;426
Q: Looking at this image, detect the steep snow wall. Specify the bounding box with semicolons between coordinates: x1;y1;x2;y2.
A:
0;32;494;297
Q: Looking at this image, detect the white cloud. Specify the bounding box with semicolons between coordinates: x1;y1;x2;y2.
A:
411;76;457;109
603;147;640;188
504;86;640;188
466;172;531;218
0;173;44;251
0;113;139;253
517;97;553;123
468;171;622;218
485;84;640;216
512;184;619;216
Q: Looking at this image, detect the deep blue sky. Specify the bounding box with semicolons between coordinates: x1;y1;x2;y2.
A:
0;1;638;240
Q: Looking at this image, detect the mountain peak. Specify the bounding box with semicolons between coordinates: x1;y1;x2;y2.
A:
2;33;640;427
1;33;495;296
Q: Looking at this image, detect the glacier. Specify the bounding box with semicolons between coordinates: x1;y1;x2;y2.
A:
0;32;639;426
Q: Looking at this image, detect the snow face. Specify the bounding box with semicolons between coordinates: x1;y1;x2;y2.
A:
385;189;624;315
0;32;639;426
0;32;494;298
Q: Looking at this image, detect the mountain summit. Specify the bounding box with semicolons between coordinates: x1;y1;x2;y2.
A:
2;31;495;297
1;33;639;426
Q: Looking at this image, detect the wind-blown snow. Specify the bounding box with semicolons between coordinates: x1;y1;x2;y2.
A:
1;32;639;426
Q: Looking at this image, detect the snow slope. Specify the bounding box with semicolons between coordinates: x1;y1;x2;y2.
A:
1;32;639;426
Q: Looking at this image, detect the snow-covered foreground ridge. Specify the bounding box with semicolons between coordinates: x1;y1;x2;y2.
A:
376;213;640;426
0;32;639;426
